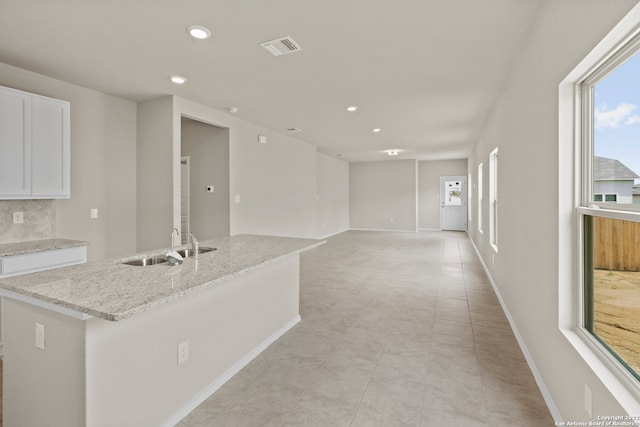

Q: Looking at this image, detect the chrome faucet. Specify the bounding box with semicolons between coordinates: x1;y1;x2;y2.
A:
189;232;199;258
167;228;183;266
171;228;180;252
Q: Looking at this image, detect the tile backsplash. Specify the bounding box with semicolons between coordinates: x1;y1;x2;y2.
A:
0;200;56;244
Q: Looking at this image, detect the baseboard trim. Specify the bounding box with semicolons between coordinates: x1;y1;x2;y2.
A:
161;314;302;427
468;237;562;422
348;227;418;233
316;228;350;240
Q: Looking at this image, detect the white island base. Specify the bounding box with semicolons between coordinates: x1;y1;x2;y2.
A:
3;254;301;426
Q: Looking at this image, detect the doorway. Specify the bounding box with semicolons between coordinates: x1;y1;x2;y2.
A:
440;176;467;231
180;117;230;240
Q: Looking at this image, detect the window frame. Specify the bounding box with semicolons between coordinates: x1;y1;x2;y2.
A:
468;173;472;224
478;163;483;234
565;22;640;396
489;148;499;252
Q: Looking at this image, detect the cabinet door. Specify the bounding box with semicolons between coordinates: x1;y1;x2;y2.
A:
31;96;70;198
0;87;31;197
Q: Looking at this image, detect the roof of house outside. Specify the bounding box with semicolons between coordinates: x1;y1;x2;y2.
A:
594;156;640;180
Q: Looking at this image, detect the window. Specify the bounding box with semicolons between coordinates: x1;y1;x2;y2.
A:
489;148;498;252
580;39;640;382
468;173;472;222
478;163;483;233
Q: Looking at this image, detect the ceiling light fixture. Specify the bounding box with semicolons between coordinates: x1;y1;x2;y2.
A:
169;75;187;85
346;106;358;112
372;128;382;133
187;25;211;40
287;127;301;132
387;150;399;156
227;106;239;114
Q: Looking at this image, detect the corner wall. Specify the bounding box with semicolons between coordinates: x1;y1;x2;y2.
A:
467;0;638;421
316;153;349;238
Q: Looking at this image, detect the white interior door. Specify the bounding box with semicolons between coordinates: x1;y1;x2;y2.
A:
440;176;467;231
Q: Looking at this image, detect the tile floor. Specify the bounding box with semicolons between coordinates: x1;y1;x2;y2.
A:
179;231;554;426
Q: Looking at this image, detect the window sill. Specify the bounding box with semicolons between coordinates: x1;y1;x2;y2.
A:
560;326;640;414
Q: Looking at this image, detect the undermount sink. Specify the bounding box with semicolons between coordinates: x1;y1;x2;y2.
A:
121;247;216;266
121;255;168;266
177;246;217;258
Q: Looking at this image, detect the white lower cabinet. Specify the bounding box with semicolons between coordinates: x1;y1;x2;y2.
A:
0;246;87;278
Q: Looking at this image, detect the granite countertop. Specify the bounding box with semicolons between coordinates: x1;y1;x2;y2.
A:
0;238;88;257
0;235;324;322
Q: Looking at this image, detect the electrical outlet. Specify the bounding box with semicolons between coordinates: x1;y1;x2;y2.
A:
13;211;24;224
177;340;189;365
35;323;45;350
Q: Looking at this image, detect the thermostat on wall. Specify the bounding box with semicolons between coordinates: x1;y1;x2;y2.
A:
258;134;267;144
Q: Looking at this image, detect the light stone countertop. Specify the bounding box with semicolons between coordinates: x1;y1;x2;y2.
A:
0;238;88;257
0;235;324;321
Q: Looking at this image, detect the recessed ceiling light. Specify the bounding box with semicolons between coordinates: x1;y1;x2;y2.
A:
387;150;399;156
169;75;187;84
227;106;239;114
373;128;382;133
187;25;211;40
346;106;358;112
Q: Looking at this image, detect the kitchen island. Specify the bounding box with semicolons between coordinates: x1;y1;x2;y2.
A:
0;234;323;427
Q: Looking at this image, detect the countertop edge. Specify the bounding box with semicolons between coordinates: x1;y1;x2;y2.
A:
0;238;89;258
1;237;326;322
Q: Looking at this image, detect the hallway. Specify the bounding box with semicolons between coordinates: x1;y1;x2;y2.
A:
179;231;553;426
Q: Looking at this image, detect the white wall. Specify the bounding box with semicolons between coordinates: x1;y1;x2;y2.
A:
316;153;349;238
137;96;174;252
181;118;230;240
467;0;639;421
350;159;418;231
418;159;468;230
0;62;138;261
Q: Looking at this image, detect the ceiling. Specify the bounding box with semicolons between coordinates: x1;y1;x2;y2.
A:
0;0;543;162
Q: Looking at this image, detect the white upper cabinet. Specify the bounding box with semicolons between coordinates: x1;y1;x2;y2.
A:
0;87;31;197
0;85;70;199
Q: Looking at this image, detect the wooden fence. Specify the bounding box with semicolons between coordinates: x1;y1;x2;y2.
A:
593;216;640;271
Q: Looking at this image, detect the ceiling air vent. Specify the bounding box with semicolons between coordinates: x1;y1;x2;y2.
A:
260;36;302;56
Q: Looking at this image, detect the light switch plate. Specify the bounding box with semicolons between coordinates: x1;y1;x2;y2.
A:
178;340;189;365
13;211;24;224
90;208;98;219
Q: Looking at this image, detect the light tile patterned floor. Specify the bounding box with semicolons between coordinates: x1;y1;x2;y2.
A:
178;231;553;426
